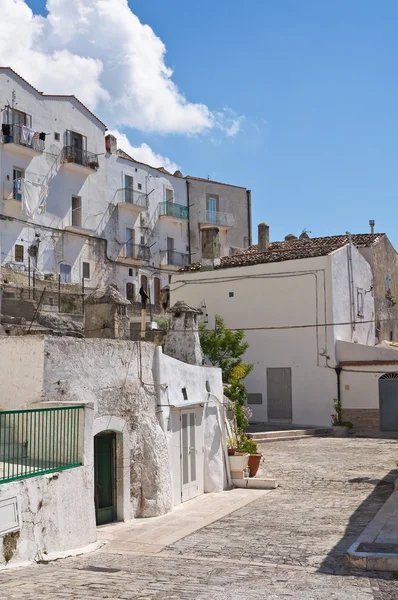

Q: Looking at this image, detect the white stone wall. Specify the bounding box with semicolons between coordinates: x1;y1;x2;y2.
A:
157;349;225;506
0;70;110;290
106;152;189;301
170;247;375;427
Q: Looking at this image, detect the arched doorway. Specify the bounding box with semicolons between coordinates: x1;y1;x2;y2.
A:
379;373;398;432
94;431;116;525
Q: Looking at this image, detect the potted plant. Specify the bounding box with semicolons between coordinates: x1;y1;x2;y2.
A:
237;436;262;477
226;436;236;456
331;398;353;437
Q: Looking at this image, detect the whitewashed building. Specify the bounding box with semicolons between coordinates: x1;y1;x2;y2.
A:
0;68;251;314
171;225;386;428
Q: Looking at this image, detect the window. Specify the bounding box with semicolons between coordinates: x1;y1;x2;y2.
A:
14;244;24;263
166;188;174;203
54;132;60;141
125;175;134;203
3;107;31;127
65;130;87;165
126;282;135;302
167;236;174;264
357;288;364;317
206;194;219;224
137;183;142;190
82;262;90;279
140;274;148;293
154;277;161;305
13;168;24;200
60;263;72;283
386;274;392;292
126;228;134;258
72;196;82;227
229;291;234;298
248;394;263;405
128;268;134;277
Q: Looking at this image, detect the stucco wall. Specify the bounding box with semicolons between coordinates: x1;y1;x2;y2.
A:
331;244;375;346
187;178;250;259
42;337;172;518
370;236;398;342
158;350;225;505
0;70;110;290
0;466;95;568
0;336;44;410
171;255;338;427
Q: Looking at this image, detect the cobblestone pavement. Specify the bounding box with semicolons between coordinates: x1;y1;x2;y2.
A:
2;437;398;599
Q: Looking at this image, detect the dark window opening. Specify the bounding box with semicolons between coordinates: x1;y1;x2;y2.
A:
15;244;24;263
82;262;90;279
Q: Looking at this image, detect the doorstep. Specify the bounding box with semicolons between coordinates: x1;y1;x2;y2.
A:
232;477;278;490
347;485;398;571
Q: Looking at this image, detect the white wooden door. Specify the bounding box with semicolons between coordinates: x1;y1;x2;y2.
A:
180;410;203;502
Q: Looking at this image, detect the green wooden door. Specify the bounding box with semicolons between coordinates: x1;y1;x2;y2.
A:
94;432;116;525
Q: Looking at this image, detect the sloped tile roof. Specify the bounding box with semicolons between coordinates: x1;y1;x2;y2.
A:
180;233;385;272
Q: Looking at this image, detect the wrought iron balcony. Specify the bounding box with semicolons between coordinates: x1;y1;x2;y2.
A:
159;201;188;220
202;210;235;228
117;188;148;211
62;146;99;170
160;249;189;267
125;244;151;262
2;123;45;153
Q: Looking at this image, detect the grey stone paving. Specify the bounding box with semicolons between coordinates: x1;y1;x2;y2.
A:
2;437;398;599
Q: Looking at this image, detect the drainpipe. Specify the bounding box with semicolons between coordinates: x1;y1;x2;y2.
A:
246;190;252;247
335;366;342;406
186;180;192;263
346;232;356;332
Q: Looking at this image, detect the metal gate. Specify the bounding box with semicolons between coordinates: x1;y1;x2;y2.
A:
267;367;292;423
379;373;398;432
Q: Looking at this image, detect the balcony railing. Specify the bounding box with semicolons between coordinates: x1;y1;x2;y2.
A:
161;249;189;267
63;146;99;170
117;188;148;210
159;201;188;220
125;244;151;261
0;406;83;484
2;123;45;152
204;210;235;227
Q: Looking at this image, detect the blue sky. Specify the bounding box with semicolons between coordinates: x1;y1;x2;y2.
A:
25;1;398;246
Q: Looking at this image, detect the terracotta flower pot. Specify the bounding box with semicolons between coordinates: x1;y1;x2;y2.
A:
228;448;236;456
248;454;261;477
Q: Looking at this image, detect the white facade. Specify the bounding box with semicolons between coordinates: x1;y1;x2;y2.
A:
170;244;375;427
0;336;225;567
0;68;109;291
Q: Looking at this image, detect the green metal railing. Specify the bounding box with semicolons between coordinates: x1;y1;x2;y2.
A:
159;201;188;220
0;406;84;484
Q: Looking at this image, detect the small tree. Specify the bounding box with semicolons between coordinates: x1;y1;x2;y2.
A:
200;315;253;431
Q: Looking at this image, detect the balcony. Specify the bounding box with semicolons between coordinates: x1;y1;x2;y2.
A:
117;188;148;213
200;210;235;229
160;250;189;269
62;146;99;172
64;211;97;236
120;244;151;265
159;201;188;221
2;124;45;156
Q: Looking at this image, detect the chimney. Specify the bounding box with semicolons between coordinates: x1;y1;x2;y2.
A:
105;134;117;154
369;219;375;234
258;223;269;252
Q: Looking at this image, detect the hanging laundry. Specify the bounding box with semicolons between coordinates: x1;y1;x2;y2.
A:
20;179;49;217
21;125;35;146
39;132;46;141
2;123;10;136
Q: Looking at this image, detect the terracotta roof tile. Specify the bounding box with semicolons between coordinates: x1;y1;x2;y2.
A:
180;233;385;272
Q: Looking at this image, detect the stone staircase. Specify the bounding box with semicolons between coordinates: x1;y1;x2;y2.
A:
248;427;331;443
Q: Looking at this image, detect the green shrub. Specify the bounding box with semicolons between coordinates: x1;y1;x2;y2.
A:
237;436;259;454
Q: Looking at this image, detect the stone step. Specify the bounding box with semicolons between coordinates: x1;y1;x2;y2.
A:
249;428;330;440
253;433;331;443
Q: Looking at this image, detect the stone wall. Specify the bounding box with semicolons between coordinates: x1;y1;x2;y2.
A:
42;338;172;518
370;236;398;342
341;409;380;432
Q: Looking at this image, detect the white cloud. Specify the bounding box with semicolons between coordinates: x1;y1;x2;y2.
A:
109;130;179;173
0;0;244;168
